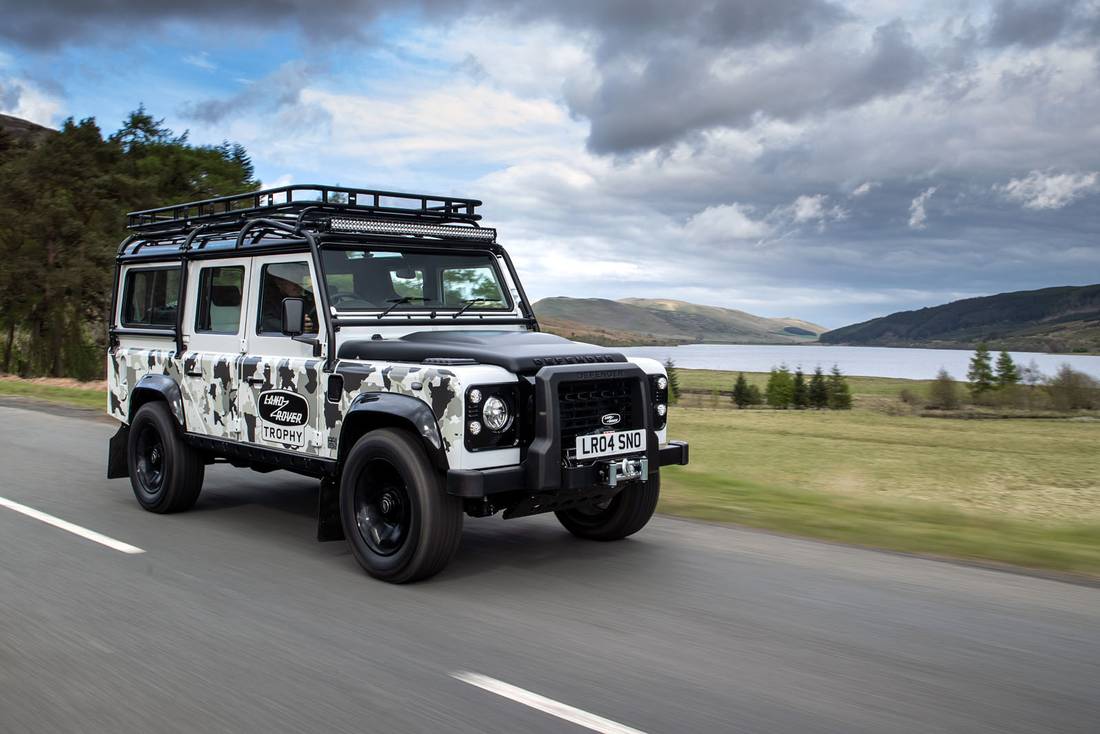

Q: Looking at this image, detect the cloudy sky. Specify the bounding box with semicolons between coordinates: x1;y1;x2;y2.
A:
1;0;1099;327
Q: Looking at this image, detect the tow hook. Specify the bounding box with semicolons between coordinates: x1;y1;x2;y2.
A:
598;457;648;488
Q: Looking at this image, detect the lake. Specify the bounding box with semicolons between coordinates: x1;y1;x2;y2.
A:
620;344;1100;381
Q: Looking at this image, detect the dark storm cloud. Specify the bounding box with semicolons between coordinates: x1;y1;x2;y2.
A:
571;19;928;154
987;0;1076;47
179;61;321;124
1;0;846;51
0;0;393;49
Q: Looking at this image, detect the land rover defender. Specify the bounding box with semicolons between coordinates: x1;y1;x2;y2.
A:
106;185;688;582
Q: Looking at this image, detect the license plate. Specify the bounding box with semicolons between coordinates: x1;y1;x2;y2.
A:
575;429;646;460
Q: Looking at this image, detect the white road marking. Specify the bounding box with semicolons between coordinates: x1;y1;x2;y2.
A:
451;671;648;734
0;496;145;554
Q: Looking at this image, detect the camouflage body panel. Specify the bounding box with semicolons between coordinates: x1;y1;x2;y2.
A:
239;355;326;456
109;345;478;467
330;361;464;459
108;346;184;425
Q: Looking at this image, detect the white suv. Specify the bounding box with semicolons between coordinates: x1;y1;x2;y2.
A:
106;185;688;582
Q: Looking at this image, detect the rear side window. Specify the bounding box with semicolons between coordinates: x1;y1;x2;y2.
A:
195;266;245;334
121;268;180;328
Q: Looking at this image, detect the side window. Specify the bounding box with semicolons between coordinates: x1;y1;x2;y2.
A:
195;266;245;334
258;262;318;334
121;268;180;328
441;266;506;307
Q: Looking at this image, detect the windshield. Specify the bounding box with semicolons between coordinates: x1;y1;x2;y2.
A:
320;247;512;312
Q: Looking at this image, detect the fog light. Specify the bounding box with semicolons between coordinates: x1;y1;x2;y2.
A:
468;388;482;404
656;403;667;416
657;376;668;391
468;420;482;435
482;396;510;432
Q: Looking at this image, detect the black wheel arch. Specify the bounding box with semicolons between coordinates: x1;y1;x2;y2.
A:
337;392;449;473
128;374;186;430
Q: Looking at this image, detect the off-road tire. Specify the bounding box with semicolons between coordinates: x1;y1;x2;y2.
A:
127;401;204;513
339;428;463;583
555;473;660;541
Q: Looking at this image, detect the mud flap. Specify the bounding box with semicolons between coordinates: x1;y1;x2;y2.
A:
317;475;345;542
107;424;129;479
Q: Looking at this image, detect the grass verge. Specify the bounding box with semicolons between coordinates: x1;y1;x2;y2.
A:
660;469;1100;575
0;379;106;411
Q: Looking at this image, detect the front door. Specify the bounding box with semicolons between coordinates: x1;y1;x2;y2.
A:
238;254;328;458
180;259;250;440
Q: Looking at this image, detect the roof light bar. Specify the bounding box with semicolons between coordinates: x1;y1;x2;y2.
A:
328;217;496;242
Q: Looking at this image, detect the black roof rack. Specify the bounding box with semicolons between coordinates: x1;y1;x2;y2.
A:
126;183;484;233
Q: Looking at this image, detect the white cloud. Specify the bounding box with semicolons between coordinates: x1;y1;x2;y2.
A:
908;186;936;229
995;170;1099;210
851;181;878;197
0;77;61;126
684;203;772;242
182;52;216;71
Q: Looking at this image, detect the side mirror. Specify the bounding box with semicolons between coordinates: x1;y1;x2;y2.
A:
281;297;305;337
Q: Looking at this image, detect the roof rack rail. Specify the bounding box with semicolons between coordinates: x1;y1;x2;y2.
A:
126;184;483;233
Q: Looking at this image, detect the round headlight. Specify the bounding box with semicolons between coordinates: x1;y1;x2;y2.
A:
657;376;668;391
482;395;510;432
656;403;667;417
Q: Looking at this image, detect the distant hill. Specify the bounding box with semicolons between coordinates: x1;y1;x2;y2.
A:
820;284;1100;353
0;113;53;145
534;297;826;346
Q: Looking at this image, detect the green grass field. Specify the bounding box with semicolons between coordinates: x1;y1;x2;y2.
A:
662;368;1100;575
4;371;1099;575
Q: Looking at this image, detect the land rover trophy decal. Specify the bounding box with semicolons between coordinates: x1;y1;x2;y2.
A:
258;389;308;447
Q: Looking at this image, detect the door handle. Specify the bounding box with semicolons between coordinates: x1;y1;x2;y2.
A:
185;369;202;378
245;377;265;386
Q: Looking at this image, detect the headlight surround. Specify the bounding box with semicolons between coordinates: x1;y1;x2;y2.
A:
482;395;511;432
465;384;520;451
649;373;669;430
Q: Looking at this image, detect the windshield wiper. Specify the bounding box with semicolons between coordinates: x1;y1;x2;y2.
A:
377;296;428;319
452;297;500;319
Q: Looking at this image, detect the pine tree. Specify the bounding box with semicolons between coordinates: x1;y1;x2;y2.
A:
808;366;828;409
792;368;808;409
827;365;852;409
746;384;764;406
994;350;1019;388
967;344;995;398
732;372;751;408
0;107;259;378
765;365;794;408
664;359;681;404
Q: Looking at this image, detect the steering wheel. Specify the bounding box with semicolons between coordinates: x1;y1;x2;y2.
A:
330;293;359;305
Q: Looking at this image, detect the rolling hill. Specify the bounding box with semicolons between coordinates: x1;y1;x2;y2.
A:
0;113;53;145
534;297;826;346
820;284;1100;353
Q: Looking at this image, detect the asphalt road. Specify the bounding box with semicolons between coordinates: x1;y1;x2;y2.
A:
2;403;1099;734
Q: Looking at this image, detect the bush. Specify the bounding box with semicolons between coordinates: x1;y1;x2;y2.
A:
1045;365;1100;411
927;368;961;410
898;388;921;406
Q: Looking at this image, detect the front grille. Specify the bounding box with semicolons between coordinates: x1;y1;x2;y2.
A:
558;377;638;457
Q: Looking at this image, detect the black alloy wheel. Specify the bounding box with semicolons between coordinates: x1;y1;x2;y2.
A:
354;458;412;556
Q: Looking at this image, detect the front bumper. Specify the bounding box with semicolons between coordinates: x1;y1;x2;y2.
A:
446;439;689;498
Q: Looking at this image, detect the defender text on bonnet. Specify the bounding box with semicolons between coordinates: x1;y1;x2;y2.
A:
107;185;689;582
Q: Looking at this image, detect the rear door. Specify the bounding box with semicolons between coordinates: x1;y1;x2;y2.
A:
180;259;250;440
238;253;328;457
